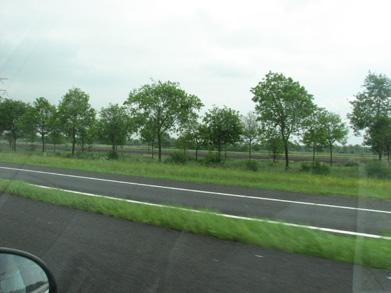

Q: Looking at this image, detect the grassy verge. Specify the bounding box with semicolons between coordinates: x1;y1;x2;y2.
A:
0;178;390;269
0;152;390;200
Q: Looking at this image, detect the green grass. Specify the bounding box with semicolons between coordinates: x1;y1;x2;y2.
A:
0;152;390;199
0;178;390;269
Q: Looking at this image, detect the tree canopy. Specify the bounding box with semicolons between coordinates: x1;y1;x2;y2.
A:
203;106;243;160
349;72;391;159
252;72;315;168
98;104;131;153
58;88;96;155
125;81;203;161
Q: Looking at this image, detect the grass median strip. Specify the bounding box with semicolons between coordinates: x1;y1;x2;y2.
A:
0;152;390;199
0;179;390;269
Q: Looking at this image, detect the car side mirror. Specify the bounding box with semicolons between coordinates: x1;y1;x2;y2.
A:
0;247;57;293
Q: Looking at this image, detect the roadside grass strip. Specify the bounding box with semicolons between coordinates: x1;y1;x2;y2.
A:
0;179;390;269
0;152;390;199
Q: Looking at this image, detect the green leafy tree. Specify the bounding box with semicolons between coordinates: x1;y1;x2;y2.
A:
177;120;207;160
0;98;29;151
58;88;96;155
364;116;391;161
78;115;97;152
20;105;38;149
30;97;56;152
321;111;348;165
48;111;64;152
252;72;315;168
125;81;203;161
348;72;391;159
203;106;243;161
259;123;283;162
349;72;391;132
241;111;259;160
139;118;157;158
302;108;328;165
98;104;130;154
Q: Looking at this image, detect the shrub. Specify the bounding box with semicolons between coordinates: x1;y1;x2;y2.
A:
300;161;330;175
344;160;359;167
107;151;119;160
202;153;223;166
365;161;391;179
75;152;101;160
165;152;187;164
245;160;258;172
300;163;312;172
312;161;330;175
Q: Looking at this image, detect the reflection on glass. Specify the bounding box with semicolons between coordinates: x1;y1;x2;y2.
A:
0;253;49;293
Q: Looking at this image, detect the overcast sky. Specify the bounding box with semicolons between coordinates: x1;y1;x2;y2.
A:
1;0;391;144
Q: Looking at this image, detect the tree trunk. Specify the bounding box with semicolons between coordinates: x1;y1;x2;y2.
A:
195;145;198;161
217;143;222;161
151;142;154;159
71;128;76;156
41;134;45;153
12;137;16;151
284;141;289;169
312;143;316;167
248;140;252;160
273;151;277;162
224;145;227;161
81;137;85;153
71;136;76;156
378;151;382;160
329;144;333;166
157;131;162;162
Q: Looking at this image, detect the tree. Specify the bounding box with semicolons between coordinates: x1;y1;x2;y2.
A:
78;115;97;152
30;97;56;152
125;81;203;161
302;108;328;165
48;111;63;152
177;120;207;160
0;98;29;151
98;104;130;154
260;124;283;162
203;106;243;161
139;118;157;158
348;72;391;159
58;88;95;155
321;111;348;165
58;88;96;155
241;111;259;160
364;116;391;161
349;72;391;132
252;72;315;169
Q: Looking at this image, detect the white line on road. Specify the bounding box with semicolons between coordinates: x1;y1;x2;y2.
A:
31;183;391;240
0;165;390;214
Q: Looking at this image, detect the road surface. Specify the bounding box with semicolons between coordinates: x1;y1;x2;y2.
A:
0;194;390;292
0;162;390;237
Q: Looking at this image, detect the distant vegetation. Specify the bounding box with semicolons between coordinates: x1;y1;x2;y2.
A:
0;71;390;169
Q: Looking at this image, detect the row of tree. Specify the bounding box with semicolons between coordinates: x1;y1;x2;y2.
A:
0;72;389;168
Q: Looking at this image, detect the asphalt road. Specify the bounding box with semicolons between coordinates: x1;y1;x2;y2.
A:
0;162;390;236
0;194;390;292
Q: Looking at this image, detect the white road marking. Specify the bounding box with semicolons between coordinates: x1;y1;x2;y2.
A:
0;165;390;214
30;183;391;240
